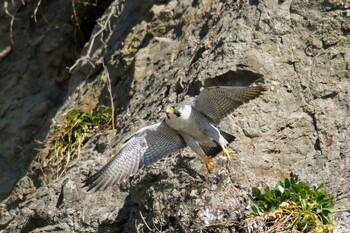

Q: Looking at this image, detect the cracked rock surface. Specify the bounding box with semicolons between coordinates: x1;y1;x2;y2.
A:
0;0;349;232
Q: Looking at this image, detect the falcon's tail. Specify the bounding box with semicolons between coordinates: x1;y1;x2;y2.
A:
220;129;236;144
200;129;235;156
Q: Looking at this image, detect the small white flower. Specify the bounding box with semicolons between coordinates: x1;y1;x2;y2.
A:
277;185;284;193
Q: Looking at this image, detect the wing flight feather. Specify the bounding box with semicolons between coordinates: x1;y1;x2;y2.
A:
193;85;266;123
83;121;185;191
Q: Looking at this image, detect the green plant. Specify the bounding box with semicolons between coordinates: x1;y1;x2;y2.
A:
247;177;335;232
36;106;113;181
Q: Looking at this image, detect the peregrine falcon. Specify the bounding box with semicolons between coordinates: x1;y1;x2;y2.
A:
83;85;266;191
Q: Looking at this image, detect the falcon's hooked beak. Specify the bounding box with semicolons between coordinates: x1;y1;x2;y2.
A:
166;105;181;118
166;106;175;114
166;106;175;119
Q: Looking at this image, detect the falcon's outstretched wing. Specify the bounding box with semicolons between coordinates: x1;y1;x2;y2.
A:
192;85;266;123
83;120;185;191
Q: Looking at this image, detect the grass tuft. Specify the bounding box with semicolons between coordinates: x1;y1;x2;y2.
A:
35;106;113;182
246;177;335;232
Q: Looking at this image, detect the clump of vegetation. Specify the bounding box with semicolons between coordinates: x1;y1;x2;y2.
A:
246;177;335;232
35;106;113;182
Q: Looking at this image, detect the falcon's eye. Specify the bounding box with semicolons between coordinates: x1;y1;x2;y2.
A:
171;106;176;109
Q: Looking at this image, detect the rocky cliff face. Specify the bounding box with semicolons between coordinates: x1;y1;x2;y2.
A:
0;0;349;232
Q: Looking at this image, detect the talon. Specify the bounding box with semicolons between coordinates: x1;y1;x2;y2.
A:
221;145;237;161
200;154;215;173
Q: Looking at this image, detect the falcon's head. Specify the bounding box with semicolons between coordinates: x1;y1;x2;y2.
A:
165;103;191;120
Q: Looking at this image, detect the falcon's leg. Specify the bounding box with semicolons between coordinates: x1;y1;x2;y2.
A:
180;133;216;173
203;125;236;161
200;154;214;173
220;144;237;161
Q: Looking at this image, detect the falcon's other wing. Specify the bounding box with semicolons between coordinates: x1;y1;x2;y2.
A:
192;85;266;123
83;120;185;191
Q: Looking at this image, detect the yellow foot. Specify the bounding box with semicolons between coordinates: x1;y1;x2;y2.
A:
200;154;215;173
220;145;237;161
